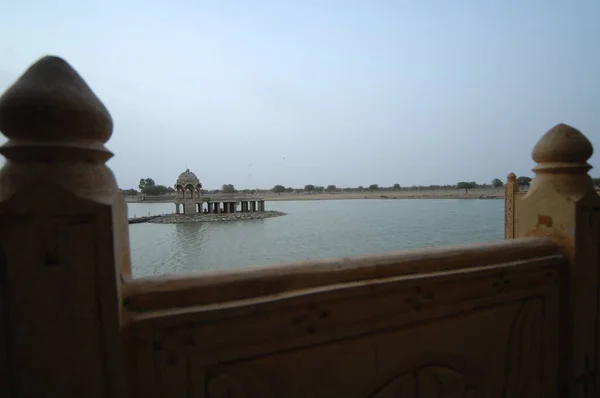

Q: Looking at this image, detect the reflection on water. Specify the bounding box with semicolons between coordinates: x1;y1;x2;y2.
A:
128;199;504;278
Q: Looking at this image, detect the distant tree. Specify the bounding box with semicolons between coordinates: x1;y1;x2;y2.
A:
326;185;337;193
221;184;236;194
592;178;600;188
492;178;504;192
315;186;325;193
273;185;286;195
304;184;315;194
121;188;138;196
144;184;170;195
357;186;364;192
516;176;532;189
457;181;476;194
286;187;294;193
369;184;379;191
393;183;401;190
138;178;156;193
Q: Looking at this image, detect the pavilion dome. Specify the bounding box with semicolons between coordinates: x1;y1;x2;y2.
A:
175;169;202;188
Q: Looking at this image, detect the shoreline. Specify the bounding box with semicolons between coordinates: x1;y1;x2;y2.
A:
264;194;503;201
126;190;505;204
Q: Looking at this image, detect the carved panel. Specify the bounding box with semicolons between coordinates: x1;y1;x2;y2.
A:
193;296;549;398
152;265;558;370
502;298;543;397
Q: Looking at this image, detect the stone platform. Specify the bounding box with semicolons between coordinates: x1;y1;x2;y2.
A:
148;210;286;224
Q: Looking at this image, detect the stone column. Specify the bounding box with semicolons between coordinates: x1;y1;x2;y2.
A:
511;123;600;396
216;202;221;213
251;201;256;212
504;172;518;239
0;56;128;396
175;203;180;214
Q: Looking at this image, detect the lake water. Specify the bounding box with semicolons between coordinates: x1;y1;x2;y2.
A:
127;199;504;278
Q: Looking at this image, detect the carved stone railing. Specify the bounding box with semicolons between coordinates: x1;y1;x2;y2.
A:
0;56;597;397
121;237;568;397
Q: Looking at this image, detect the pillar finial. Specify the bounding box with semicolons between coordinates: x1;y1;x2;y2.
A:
526;123;596;201
0;55;113;162
531;123;593;173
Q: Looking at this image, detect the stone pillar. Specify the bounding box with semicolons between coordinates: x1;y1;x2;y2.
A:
259;200;265;212
504;172;519;239
175;203;180;214
232;202;237;213
251;201;256;212
0;56;128;397
511;123;600;397
216;202;220;213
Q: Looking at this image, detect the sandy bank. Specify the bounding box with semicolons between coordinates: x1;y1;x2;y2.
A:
126;189;505;204
263;189;504;202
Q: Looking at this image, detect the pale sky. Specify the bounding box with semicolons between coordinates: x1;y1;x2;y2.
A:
1;0;599;190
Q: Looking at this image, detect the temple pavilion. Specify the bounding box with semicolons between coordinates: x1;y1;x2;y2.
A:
174;169;265;215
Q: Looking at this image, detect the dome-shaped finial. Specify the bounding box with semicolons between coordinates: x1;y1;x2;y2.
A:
0;56;113;144
507;172;516;182
532;123;593;165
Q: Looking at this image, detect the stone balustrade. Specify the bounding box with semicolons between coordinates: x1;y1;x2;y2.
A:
0;56;598;397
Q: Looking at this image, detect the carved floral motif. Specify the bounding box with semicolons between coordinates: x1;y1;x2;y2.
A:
368;365;481;398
